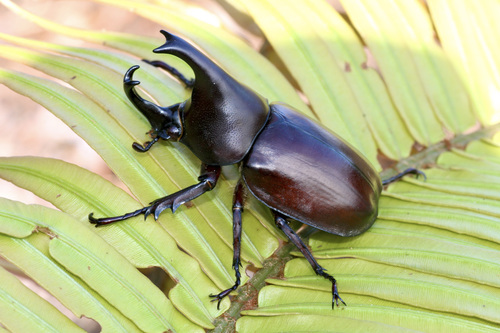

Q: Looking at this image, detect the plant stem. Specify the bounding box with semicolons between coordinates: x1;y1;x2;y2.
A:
380;123;500;179
210;240;295;332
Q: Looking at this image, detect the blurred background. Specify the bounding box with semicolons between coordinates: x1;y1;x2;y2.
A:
0;0;194;207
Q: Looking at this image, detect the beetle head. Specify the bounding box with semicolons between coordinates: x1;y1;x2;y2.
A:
124;65;182;152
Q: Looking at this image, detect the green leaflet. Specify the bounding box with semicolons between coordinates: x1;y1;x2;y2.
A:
0;233;141;333
0;265;85;333
273;258;500;324
241;287;499;333
0;199;201;332
342;0;476;145
428;0;500;125
384;184;500;218
237;314;420;332
378;200;500;246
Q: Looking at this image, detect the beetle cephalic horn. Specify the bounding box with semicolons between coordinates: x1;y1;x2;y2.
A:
124;65;176;139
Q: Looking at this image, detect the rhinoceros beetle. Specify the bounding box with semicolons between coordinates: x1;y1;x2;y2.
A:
89;30;424;309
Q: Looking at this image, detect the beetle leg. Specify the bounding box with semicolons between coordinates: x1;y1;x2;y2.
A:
273;212;347;309
88;207;149;226
132;135;159;152
209;180;245;309
382;167;426;186
143;59;195;88
89;164;220;226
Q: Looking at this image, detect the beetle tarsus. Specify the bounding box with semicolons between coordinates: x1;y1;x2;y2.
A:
209;268;241;310
209;277;240;310
332;281;346;309
314;267;346;309
88;207;148;226
382;167;426;186
143;59;195;88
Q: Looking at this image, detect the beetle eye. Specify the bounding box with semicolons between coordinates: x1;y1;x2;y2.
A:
167;125;181;141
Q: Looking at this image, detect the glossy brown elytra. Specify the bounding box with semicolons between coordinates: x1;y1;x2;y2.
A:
89;30;424;309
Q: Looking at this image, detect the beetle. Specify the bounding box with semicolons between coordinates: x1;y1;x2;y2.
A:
89;30;424;309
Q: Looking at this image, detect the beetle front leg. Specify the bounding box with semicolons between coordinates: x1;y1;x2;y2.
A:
89;164;220;225
273;212;346;309
209;180;245;309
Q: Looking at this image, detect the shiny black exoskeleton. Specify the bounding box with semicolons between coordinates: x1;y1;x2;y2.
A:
89;30;423;309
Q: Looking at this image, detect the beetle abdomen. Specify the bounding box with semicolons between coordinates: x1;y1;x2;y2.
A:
242;104;382;237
